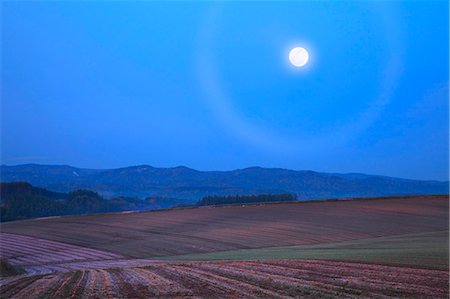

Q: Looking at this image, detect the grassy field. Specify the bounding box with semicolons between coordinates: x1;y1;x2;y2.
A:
1;195;447;264
162;230;448;269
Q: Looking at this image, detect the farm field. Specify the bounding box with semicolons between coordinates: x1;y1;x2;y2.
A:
163;230;449;269
0;195;448;298
1;195;448;260
1;259;448;298
0;233;163;275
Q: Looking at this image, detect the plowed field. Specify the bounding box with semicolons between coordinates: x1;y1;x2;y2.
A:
1;195;447;258
0;233;162;275
1;195;448;298
1;259;447;298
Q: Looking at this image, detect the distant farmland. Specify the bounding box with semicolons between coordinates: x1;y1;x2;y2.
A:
1;195;448;266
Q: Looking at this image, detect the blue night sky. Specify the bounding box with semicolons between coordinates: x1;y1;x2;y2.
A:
1;1;448;180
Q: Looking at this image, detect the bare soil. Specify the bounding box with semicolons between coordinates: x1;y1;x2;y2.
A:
0;259;447;298
1;195;447;258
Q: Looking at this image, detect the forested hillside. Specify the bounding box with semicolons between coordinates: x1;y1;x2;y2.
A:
2;164;448;199
0;182;149;221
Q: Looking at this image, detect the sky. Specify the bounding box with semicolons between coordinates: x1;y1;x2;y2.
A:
1;1;449;180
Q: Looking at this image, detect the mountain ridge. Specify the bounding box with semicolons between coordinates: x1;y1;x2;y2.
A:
1;164;448;199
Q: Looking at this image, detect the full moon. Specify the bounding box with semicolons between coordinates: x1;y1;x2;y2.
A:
289;47;309;67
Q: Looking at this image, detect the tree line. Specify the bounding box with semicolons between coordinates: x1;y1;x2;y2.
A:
196;193;297;206
0;182;299;222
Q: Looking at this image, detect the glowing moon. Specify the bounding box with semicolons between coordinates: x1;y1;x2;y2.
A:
289;47;309;67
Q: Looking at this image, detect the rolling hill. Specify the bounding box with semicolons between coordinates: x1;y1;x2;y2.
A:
1;195;448;298
1;164;448;199
2;195;447;262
